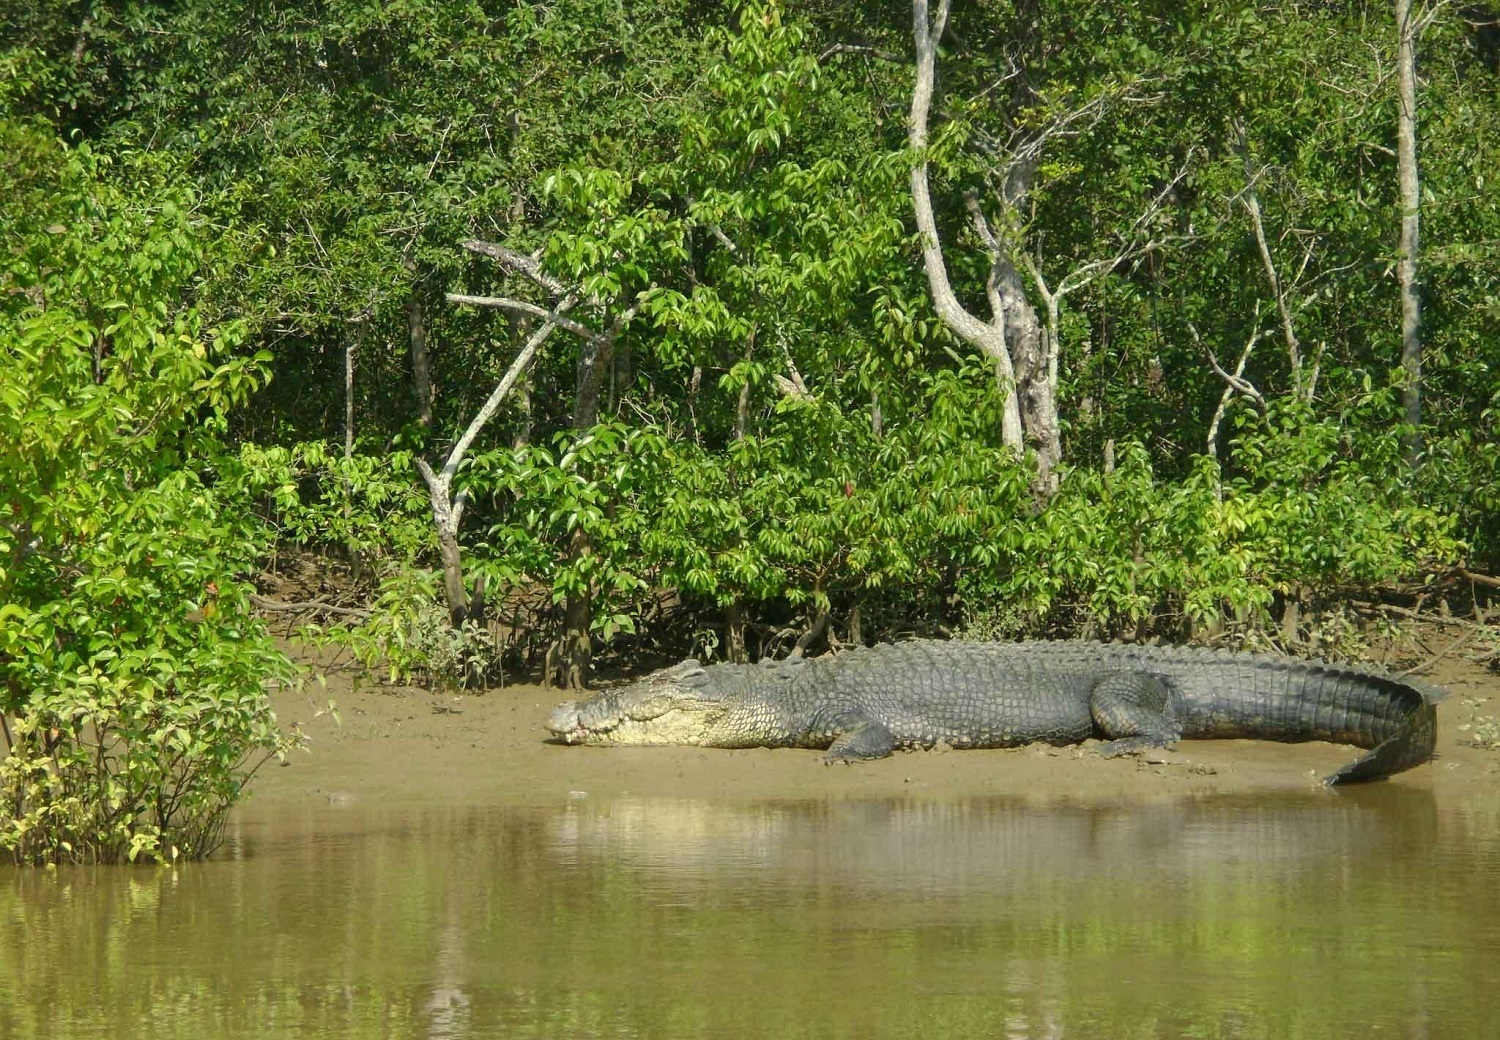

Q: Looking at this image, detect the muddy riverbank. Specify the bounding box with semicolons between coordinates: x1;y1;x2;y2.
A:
246;654;1500;811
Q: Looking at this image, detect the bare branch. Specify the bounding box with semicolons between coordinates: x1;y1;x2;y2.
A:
972;77;1166;190
776;353;813;402
709;224;740;255
1235;122;1303;395
1204;336;1267;410
818;43;902;63
452;486;472;531
428;299;574;489
962;191;1007;318
249;595;371;620
1192;318;1267;460
422;121;453;184
773;374;812;401
445;292;600;342
962;191;1002;256
461;240;572;296
1415;0;1455;35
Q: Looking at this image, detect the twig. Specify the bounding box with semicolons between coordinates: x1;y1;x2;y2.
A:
818;43;902;63
1396;626;1478;678
249;595;371;619
1352;600;1496;633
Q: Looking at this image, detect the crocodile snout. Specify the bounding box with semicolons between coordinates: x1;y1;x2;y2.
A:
546;702;586;743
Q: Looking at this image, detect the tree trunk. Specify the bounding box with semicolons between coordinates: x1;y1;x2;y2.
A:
423;481;470;626
725;601;747;663
512;313;533;448
408;284;433;429
1007;272;1058;487
909;0;1025;452
1396;0;1423;463
436;527;468;626
556;529;593;689
994;158;1061;486
549;326;617;689
415;315;562;632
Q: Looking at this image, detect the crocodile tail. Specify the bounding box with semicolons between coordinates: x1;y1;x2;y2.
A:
1323;696;1441;786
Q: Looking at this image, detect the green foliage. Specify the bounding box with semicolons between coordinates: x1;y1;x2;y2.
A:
235;440;432;567
0;131;294;864
317;357;1460;662
963;443;1459;642
4;0;1494;687
320;568;499;689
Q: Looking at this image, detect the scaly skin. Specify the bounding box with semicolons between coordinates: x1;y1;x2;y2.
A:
546;640;1445;785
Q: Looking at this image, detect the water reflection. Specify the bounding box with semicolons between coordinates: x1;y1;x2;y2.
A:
546;788;1442;892
0;789;1495;1040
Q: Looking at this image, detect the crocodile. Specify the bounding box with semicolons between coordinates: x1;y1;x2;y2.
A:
546;640;1445;785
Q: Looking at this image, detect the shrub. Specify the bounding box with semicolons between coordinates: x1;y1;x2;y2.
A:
0;132;295;863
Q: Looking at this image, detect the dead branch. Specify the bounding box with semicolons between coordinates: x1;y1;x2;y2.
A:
1396;626;1480;677
1192;317;1267;458
709;224;740;255
444;293;601;342
1235;122;1304;395
973;77;1167;189
961;191;1007;319
818;43;902;63
1353;600;1497;633
249;595;371;619
461;240;573;297
426;304;571;491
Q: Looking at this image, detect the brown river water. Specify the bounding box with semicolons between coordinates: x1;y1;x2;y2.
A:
4;789;1500;1039
4;664;1500;1039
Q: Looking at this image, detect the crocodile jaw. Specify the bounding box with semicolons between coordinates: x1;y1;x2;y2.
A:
546;699;720;746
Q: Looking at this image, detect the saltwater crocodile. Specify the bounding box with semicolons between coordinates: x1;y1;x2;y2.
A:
546;640;1445;785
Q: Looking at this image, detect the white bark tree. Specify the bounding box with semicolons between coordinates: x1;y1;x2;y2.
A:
447;239;641;688
909;0;1182;491
1396;0;1425;463
908;0;1026;457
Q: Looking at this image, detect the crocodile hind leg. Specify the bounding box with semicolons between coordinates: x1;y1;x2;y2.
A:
824;714;898;763
1089;672;1181;758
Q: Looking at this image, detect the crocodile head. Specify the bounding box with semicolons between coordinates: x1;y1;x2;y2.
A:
546;659;736;746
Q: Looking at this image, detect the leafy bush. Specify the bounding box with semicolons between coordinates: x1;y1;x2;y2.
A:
271;355;1463;672
0;131;295;864
303;567;498;688
962;446;1460;643
235;440;433;568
